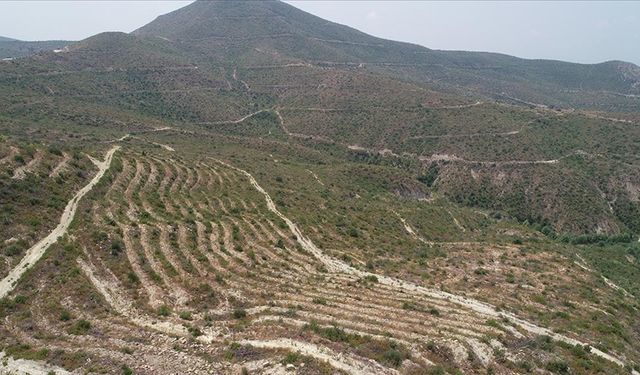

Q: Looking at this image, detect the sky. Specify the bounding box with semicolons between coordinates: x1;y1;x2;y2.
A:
0;1;638;65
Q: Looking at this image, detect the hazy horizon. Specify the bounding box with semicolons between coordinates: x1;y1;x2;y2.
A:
0;0;638;65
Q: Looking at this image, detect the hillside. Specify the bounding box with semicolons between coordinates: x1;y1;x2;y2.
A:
0;38;72;59
134;0;640;236
0;1;639;374
134;0;640;111
4;28;639;235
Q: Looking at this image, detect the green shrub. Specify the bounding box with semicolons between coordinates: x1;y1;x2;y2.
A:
48;146;63;156
363;275;378;283
232;308;247;319
4;244;21;257
127;272;139;284
110;239;124;256
348;228;359;237
546;360;569;374
517;360;533;372
14;295;27;304
282;352;299;364
417;165;439;187
59;310;71;321
402;301;419;311
535;335;554;351
70;319;91;335
426;341;436;351
158;305;170;317
474;268;488;276
382;349;404;367
187;326;202;337
505;273;516;283
320;326;349;342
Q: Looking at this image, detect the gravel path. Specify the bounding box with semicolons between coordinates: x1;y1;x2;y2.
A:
0;146;119;299
0;351;71;375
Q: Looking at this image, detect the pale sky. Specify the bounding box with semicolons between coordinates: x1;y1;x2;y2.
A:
0;1;638;65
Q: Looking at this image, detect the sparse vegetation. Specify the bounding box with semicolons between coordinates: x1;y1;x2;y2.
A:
0;1;638;374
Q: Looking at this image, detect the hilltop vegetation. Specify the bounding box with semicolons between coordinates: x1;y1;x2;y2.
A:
0;38;72;59
134;0;640;111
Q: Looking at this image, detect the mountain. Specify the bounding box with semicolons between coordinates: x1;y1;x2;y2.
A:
133;0;640;111
0;1;639;374
0;36;17;42
121;0;640;235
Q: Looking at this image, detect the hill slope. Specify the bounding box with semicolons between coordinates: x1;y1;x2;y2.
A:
134;0;640;111
1;0;639;235
0;2;639;374
0;38;73;59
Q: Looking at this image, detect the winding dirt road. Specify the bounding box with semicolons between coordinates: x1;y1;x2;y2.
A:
0;146;119;299
197;110;267;125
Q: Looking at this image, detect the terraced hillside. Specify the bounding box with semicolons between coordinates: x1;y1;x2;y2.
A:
0;1;640;374
1;128;639;374
0;140;94;280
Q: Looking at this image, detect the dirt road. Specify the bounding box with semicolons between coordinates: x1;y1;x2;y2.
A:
0;146;119;299
0;351;71;375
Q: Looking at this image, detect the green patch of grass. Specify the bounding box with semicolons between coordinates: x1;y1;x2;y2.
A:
187;325;202;337
158;305;171;317
4;343;49;361
13;295;27;304
69;319;91;335
474;267;488;276
362;275;378;283
178;311;192;321
402;300;421;311
312;297;327;305
282;352;300;365
59;309;72;321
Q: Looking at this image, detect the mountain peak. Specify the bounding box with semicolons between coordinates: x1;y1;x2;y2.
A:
133;0;377;45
